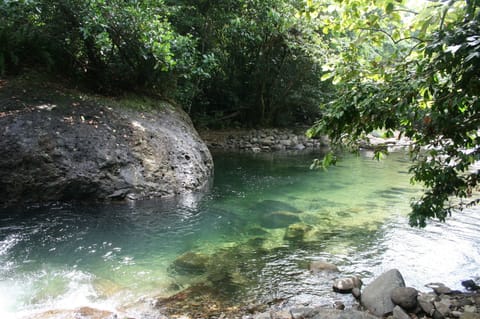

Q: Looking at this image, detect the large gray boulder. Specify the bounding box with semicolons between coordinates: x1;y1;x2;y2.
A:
361;269;406;317
0;94;213;206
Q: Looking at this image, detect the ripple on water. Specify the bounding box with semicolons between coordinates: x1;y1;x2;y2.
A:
1;152;480;317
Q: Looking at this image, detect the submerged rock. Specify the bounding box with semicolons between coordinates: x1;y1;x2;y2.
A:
0;87;213;206
284;223;313;241
309;260;340;273
172;251;210;274
254;199;303;214
259;211;301;229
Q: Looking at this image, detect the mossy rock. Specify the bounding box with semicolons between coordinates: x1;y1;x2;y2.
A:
259;210;301;229
284;223;313;241
172;251;210;275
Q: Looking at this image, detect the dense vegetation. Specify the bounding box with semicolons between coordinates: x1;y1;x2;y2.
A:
1;0;479;226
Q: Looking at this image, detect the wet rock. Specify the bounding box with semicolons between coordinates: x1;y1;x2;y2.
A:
361;269;406;317
259;211;301;229
391;287;418;311
284;223;313;241
462;280;480;291
309;260;340;273
172;251;209;274
333;276;363;293
393;305;411;319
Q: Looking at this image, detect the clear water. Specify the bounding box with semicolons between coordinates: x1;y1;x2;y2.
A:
1;151;480;318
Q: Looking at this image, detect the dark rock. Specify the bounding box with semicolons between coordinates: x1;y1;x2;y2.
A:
462;280;480;291
352;288;362;300
393;306;410;319
333;276;363;293
259;211;301;229
0;98;213;206
361;269;406;317
284;223;313;241
432;309;445;319
172;251;209;274
334;301;345;310
309;261;340;273
391;287;418;310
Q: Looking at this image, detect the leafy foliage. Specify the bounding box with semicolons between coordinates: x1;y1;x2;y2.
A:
307;0;480;226
0;0;194;92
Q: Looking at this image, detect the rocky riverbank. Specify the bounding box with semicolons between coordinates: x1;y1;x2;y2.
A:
28;268;480;319
199;128;411;153
150;267;480;319
199;128;329;152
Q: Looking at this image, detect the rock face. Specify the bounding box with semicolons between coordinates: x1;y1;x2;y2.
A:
361;269;406;317
0;97;213;206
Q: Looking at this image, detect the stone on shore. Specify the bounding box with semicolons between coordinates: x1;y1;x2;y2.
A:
391;287;418;311
393;305;411;319
333;276;363;294
361;269;406;317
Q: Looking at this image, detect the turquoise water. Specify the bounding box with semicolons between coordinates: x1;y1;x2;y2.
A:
2;151;480;318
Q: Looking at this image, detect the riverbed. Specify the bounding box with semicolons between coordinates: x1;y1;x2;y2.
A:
1;150;480;318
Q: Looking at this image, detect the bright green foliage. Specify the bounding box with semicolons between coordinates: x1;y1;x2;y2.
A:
307;0;480;226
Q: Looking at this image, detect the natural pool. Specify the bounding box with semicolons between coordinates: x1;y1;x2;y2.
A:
1;150;480;318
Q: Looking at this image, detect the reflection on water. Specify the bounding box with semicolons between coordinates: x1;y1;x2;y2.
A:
1;151;480;318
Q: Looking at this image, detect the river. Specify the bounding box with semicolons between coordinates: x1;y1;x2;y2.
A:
1;150;480;318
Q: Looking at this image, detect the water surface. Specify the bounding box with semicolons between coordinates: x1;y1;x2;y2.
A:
1;151;480;318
